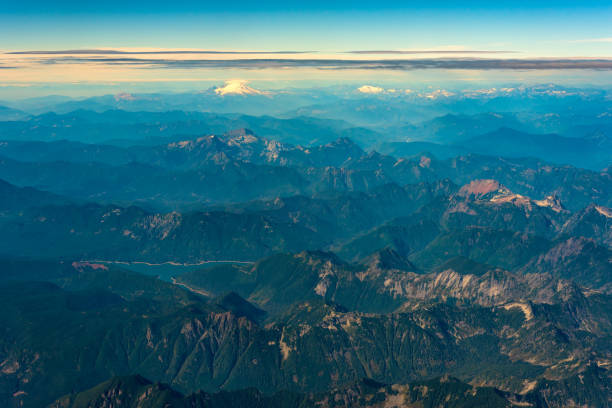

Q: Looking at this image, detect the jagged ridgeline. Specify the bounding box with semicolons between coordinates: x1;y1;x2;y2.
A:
0;110;610;408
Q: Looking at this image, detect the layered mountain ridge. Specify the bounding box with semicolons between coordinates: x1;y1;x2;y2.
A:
0;102;610;407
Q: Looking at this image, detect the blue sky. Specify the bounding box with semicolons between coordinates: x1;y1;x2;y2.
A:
3;2;612;54
1;1;611;97
4;0;612;13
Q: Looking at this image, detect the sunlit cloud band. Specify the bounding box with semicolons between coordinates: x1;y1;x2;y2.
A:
13;57;612;70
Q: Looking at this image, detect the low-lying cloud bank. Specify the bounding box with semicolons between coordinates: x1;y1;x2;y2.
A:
7;49;312;55
347;50;517;54
8;57;612;70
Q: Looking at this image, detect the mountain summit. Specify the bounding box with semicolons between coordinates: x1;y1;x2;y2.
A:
214;79;268;96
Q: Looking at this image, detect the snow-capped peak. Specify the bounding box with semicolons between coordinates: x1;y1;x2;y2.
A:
214;80;267;96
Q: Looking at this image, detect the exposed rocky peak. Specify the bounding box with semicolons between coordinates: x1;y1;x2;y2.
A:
522;273;585;303
215;129;273;157
458;179;503;198
399;268;588;309
165;129;371;169
418;153;434;168
456;179;567;215
442;184;568;240
489;191;566;214
533;194;565;213
224;128;259;144
489;190;539;209
467;182;529;207
432;256;495;276
168;135;210;150
595;205;612;218
274;249;596;311
166;129;283;162
393;268;523;307
166;133;244;154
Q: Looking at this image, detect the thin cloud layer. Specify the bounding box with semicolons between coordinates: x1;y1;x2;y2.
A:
8;49;314;55
569;38;612;43
16;57;611;70
347;50;517;54
4;53;612;79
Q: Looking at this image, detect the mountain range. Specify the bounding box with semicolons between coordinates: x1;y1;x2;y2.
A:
0;88;610;407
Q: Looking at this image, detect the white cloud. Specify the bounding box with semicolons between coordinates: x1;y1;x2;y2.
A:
214;79;267;96
357;85;385;94
419;89;456;99
569;37;612;43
